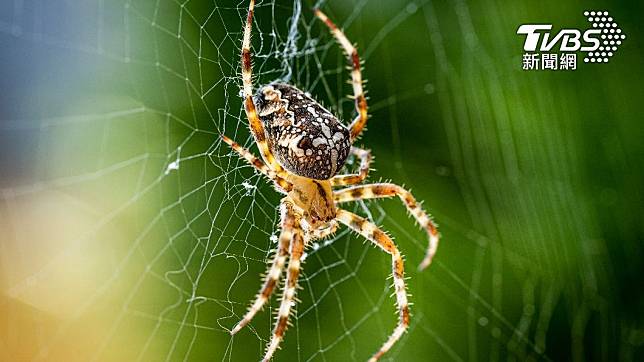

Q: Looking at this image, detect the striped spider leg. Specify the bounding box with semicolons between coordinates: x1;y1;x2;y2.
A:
335;209;410;362
222;136;307;350
222;136;337;358
230;200;296;335
230;199;306;362
309;220;338;240
334;183;440;271
240;0;284;172
263;201;306;361
314;9;368;142
221;135;293;193
331;147;372;186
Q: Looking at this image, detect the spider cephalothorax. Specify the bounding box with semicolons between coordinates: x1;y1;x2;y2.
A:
222;1;441;361
256;83;351;180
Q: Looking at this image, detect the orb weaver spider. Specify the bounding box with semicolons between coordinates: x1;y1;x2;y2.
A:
222;1;440;360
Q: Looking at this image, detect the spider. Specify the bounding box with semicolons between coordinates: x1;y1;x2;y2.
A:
222;1;440;361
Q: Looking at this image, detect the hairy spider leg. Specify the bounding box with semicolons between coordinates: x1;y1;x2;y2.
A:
334;183;440;270
231;200;296;335
336;209;410;362
331;146;372;186
314;9;368;143
241;0;283;171
221;135;293;192
309;220;338;240
263;208;306;361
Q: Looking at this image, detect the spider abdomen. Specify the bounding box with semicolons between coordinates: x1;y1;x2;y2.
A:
256;83;351;180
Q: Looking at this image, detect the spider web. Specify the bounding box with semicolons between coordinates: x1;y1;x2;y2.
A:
0;0;639;361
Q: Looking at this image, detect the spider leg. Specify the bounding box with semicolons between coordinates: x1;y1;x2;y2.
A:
221;135;293;192
263;208;306;361
241;0;283;172
334;183;440;270
314;9;368;143
230;200;296;335
309;220;338;240
331;147;372;186
335;209;410;362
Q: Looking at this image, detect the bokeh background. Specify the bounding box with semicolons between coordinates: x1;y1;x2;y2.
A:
1;0;642;361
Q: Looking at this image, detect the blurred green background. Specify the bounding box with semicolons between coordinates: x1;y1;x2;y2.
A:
0;0;642;361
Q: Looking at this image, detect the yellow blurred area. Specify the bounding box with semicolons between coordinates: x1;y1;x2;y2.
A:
3;190;104;318
0;92;166;361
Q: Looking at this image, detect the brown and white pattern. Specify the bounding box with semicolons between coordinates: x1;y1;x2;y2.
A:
255;83;352;180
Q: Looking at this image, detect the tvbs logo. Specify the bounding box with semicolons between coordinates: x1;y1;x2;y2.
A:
517;11;626;71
